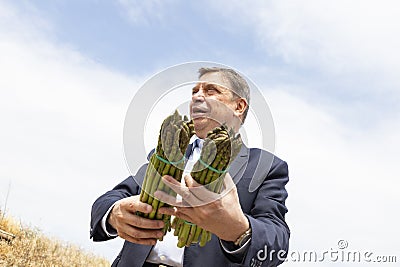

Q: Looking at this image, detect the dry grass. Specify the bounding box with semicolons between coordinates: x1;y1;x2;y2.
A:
0;210;109;267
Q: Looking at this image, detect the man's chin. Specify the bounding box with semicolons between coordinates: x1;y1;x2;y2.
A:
192;117;207;128
193;117;219;135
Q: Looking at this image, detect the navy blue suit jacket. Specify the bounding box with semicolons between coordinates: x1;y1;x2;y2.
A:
90;145;290;267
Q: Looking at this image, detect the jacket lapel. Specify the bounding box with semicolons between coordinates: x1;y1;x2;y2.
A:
228;144;249;184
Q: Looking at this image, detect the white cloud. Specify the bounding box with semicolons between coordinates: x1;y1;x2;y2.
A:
117;0;176;25
266;88;400;266
210;0;400;93
0;1;143;261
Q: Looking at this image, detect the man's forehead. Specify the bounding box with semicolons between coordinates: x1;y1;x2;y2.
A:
198;72;232;90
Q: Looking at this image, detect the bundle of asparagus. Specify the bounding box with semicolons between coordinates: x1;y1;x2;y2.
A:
138;110;194;238
172;125;242;247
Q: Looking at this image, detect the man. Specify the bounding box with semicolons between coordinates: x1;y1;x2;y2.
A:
90;67;290;267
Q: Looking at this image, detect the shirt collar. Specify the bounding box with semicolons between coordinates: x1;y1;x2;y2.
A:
189;135;204;150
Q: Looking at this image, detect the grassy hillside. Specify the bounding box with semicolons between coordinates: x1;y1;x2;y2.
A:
0;210;109;267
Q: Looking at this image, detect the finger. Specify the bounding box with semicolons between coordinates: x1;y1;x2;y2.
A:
162;176;199;205
128;238;157;246
162;176;216;206
174;208;196;224
114;210;163;230
121;235;158;246
154;191;180;206
126;214;165;230
158;206;177;216
162;175;182;187
188;183;221;203
123;197;153;214
118;229;158;245
184;174;201;187
122;226;165;240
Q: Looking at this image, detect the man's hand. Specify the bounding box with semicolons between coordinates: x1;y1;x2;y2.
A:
108;195;165;245
155;174;249;242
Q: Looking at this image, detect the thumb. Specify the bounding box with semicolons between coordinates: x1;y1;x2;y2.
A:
222;173;236;193
124;196;152;214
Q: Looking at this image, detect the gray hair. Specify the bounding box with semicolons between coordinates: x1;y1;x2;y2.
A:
198;67;250;123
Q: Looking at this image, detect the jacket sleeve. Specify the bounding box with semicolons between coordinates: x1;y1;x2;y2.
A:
222;158;290;267
90;164;147;241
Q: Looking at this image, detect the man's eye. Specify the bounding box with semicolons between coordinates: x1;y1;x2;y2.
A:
207;86;218;93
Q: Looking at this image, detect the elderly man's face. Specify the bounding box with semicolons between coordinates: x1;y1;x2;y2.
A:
190;72;241;138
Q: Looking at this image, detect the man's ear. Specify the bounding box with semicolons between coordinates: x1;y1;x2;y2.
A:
235;98;248;118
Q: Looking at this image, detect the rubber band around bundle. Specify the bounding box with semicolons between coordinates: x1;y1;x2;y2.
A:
155;154;186;165
198;159;228;174
184;220;195;226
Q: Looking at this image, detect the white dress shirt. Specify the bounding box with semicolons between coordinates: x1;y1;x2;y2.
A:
146;136;202;266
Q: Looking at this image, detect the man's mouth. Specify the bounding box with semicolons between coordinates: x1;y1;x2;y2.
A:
191;106;209;118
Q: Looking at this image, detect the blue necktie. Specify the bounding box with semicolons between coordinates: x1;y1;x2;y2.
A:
185;139;200;159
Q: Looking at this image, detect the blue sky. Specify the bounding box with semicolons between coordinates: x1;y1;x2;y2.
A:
21;0;399;127
1;0;399;265
25;1;263;75
11;1;400;102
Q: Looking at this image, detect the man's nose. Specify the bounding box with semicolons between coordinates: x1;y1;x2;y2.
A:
192;87;205;102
